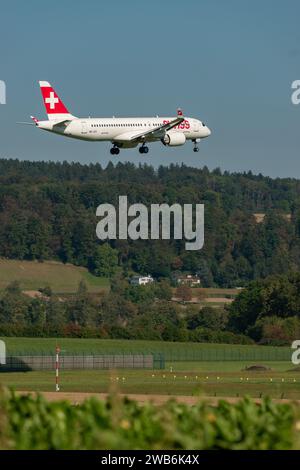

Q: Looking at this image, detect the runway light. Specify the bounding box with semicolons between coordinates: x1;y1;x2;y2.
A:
122;377;125;381
240;378;243;381
282;378;285;382
195;376;198;380
270;378;273;382
184;376;187;379
174;375;176;379
152;374;155;378
206;376;209;380
217;377;220;380
163;375;166;378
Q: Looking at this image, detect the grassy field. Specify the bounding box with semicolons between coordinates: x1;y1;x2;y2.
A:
0;337;291;359
172;287;240;307
0;338;300;399
0;259;109;293
191;287;240;297
1;364;300;399
0;337;298;398
0;259;240;304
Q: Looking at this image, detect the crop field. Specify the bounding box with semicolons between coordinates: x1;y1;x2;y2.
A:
1;391;297;449
0;259;109;293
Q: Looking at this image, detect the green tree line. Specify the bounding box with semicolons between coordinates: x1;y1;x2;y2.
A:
1;271;299;345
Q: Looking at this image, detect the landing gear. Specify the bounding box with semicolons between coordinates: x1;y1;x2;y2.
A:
192;139;200;153
110;146;120;155
139;145;149;154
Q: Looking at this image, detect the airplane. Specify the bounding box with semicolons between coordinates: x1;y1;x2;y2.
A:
21;81;211;155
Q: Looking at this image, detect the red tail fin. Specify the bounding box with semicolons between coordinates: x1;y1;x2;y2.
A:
39;81;74;121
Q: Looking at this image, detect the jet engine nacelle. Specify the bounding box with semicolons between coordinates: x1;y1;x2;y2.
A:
162;132;186;146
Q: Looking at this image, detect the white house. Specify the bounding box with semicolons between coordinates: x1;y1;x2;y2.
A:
130;275;154;286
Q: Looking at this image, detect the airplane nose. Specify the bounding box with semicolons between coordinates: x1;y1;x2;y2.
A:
205;126;211;137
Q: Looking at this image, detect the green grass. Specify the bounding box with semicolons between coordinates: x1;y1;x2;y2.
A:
190;287;240;297
0;337;291;360
1;365;300;398
0;259;109;293
198;301;232;308
169;361;291;372
1;338;297;398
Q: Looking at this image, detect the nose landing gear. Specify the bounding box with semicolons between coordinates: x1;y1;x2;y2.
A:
192;139;200;153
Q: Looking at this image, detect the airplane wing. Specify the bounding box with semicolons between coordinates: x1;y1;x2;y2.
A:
113;116;185;143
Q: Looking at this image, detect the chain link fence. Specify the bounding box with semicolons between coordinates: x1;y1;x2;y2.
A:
153;347;291;362
0;346;292;371
0;353;165;371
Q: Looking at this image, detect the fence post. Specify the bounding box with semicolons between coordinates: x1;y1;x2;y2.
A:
55;346;60;392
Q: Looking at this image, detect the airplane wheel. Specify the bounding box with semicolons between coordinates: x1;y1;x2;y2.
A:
193;147;199;153
110;147;120;155
139;146;149;154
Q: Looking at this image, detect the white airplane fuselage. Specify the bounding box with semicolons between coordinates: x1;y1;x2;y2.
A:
37;116;211;148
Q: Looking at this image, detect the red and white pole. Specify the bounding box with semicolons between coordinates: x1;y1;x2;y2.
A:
55;346;60;392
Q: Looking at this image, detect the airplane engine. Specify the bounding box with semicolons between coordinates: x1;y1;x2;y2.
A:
162;132;186;146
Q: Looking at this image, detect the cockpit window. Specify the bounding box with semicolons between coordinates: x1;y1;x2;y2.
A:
202;123;206;127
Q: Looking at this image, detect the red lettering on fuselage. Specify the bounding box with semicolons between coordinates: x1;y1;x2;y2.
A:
163;119;190;130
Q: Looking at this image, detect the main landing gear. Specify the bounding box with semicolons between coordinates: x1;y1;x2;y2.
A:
110;145;120;155
139;145;149;154
192;139;200;153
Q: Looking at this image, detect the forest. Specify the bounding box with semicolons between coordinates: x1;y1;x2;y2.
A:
0;158;299;287
0;158;299;343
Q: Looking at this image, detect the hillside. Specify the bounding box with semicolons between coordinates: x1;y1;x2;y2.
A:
0;259;109;293
0;159;299;287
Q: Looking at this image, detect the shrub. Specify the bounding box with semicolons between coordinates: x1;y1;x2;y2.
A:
189;327;254;345
0;390;296;450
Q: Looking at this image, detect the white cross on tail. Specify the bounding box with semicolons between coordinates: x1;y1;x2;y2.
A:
45;91;59;109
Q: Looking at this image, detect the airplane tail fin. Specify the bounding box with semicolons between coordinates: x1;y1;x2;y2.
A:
39;81;76;121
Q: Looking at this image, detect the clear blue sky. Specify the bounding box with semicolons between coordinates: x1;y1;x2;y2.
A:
1;0;300;177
